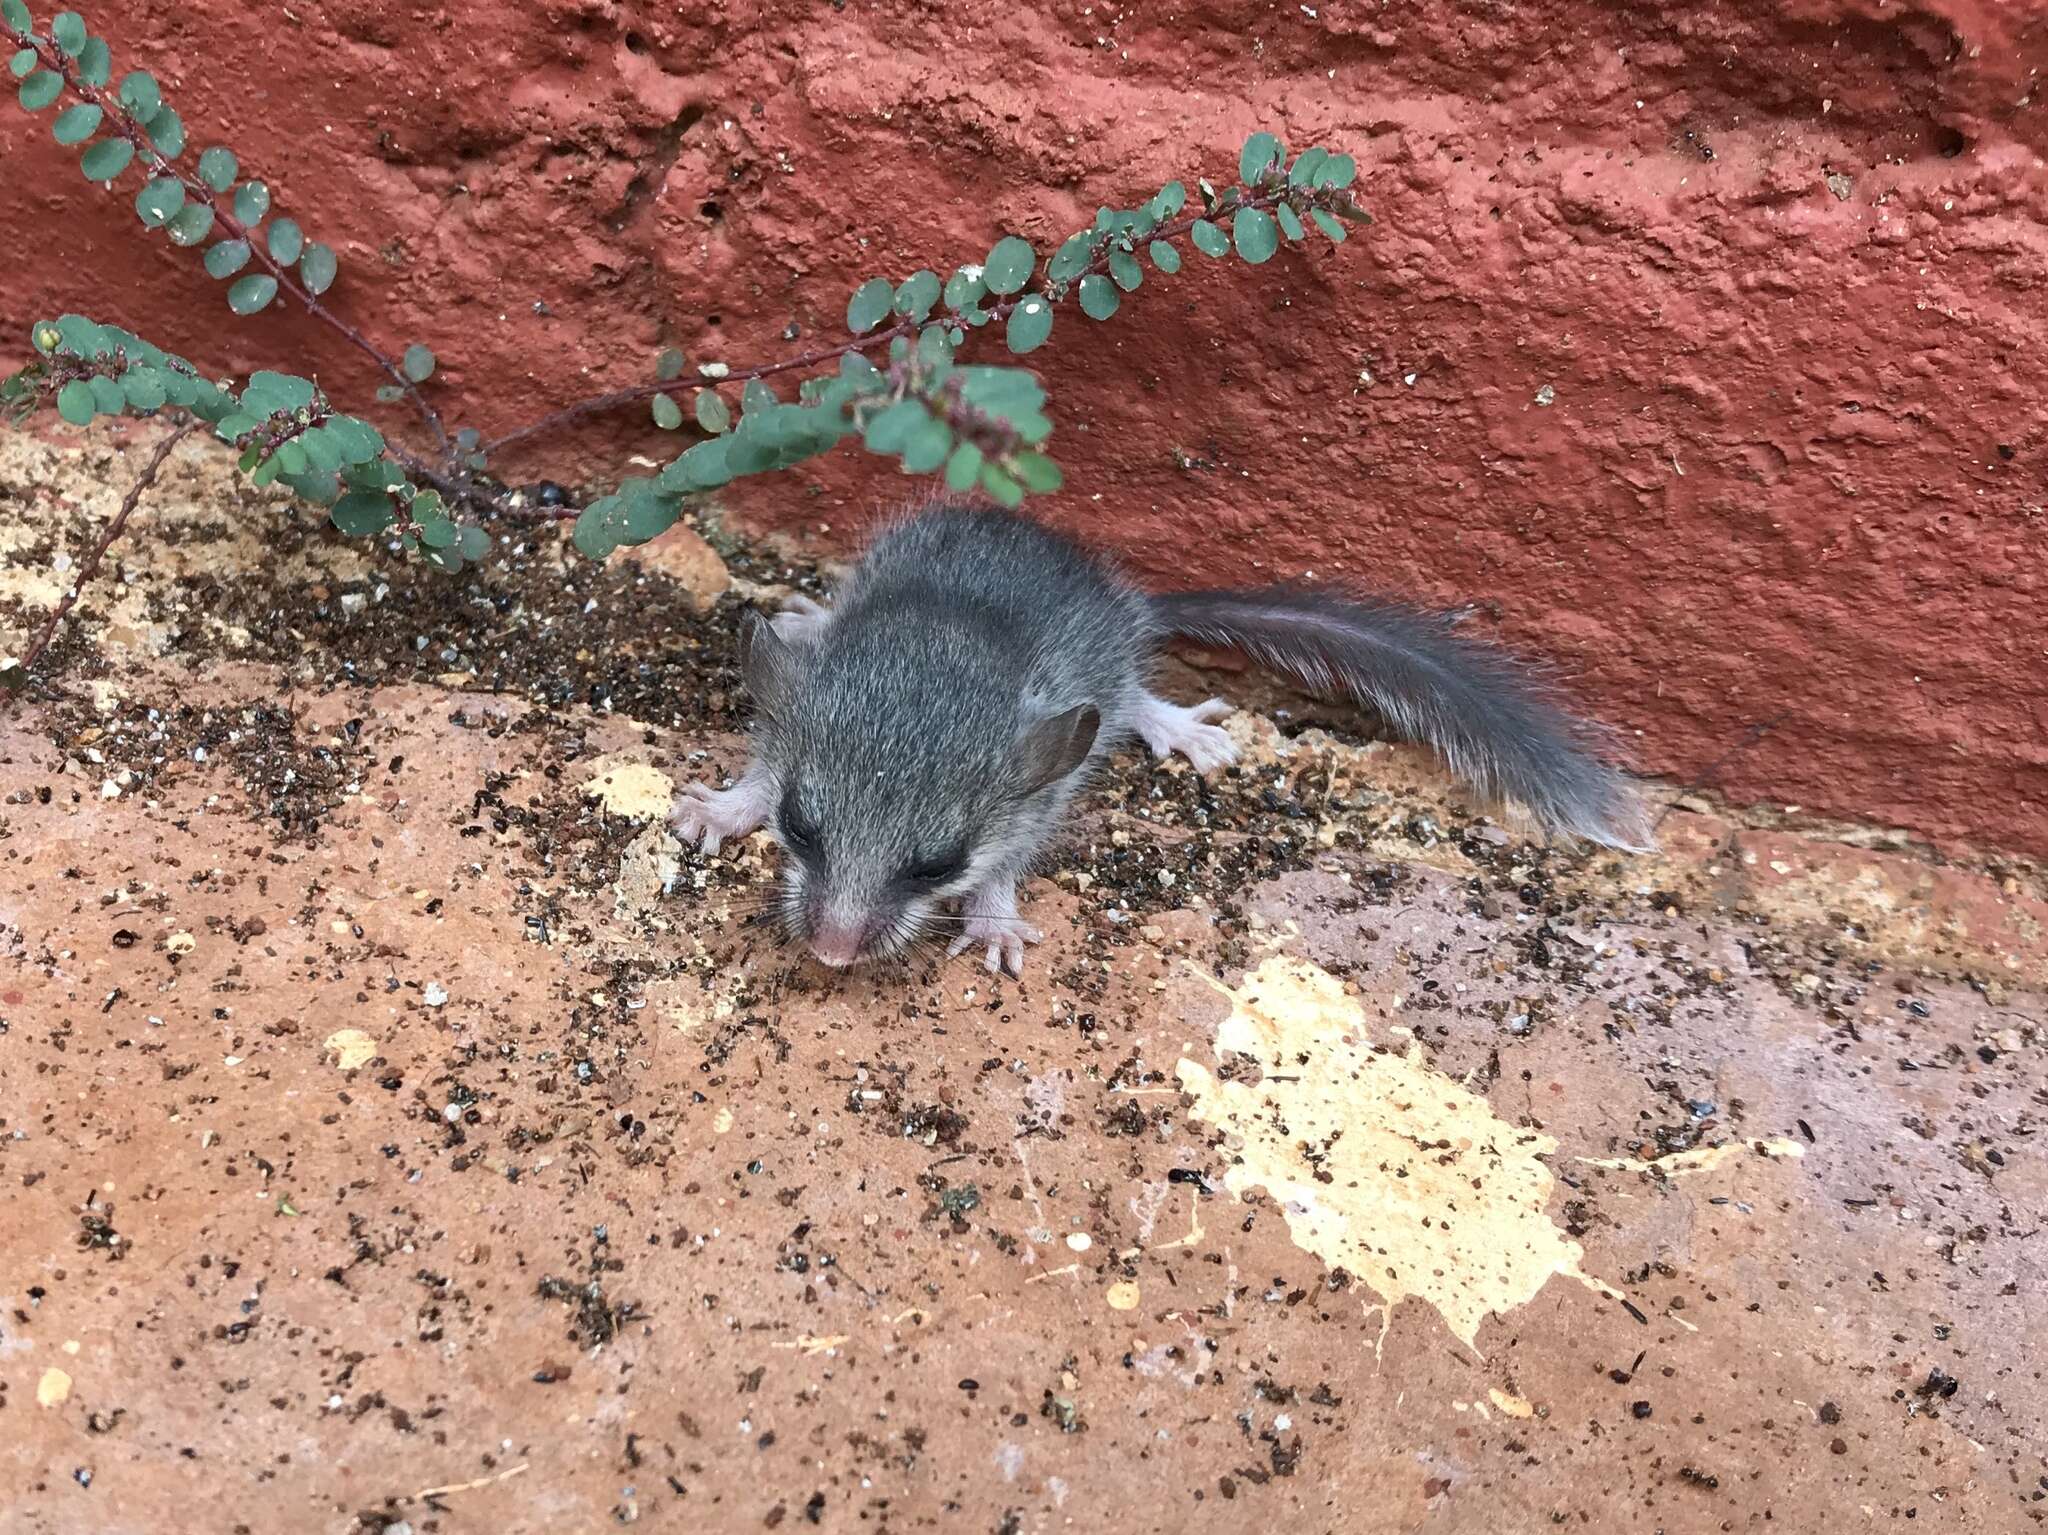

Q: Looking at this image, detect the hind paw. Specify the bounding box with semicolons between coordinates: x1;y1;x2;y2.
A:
1133;693;1237;774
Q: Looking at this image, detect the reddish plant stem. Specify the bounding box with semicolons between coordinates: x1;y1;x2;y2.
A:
12;421;197;684
483;184;1342;464
8;23;454;467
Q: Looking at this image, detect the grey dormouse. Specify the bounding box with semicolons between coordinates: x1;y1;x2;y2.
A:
672;499;1651;977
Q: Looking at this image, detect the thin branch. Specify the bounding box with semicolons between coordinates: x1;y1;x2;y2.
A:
482;184;1341;460
9;421;198;686
7;23;453;466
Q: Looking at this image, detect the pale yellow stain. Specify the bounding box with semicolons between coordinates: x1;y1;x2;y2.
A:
711;1106;735;1135
1177;956;1611;1357
1578;1138;1806;1175
322;1029;378;1070
165;932;196;955
37;1367;72;1407
1488;1387;1536;1418
1106;1281;1141;1311
583;760;674;820
773;1334;850;1356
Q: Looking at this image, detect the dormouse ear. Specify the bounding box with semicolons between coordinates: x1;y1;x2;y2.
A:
740;610;804;720
1016;704;1099;796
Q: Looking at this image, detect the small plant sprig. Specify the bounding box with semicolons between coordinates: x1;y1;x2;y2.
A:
1;1;1369;687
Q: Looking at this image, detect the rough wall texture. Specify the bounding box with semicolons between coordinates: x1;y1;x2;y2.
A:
3;0;2044;853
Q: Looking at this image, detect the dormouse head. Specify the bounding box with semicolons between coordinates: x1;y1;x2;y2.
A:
742;614;1096;969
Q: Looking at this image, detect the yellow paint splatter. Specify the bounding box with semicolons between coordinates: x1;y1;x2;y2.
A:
1177;956;1609;1357
1106;1281;1141;1311
773;1334;850;1356
37;1367;72;1407
582;761;675;820
1488;1387;1536;1418
1578;1138;1806;1175
322;1029;378;1070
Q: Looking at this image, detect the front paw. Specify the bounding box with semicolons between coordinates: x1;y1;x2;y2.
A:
947;916;1044;978
669;782;762;856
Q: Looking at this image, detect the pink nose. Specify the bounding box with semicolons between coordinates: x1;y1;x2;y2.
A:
810;922;863;969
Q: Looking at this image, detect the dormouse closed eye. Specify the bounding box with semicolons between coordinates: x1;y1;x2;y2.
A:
779;795;821;856
901;847;969;887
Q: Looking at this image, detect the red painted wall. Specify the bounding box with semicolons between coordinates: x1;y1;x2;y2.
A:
4;0;2044;853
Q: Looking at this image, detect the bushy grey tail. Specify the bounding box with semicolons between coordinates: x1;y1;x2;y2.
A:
1150;588;1652;850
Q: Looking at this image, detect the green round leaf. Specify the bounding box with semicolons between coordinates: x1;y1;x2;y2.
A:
135;175;184;227
145;106;182;155
241;370;316;414
1108;250;1143;292
943;440;984;492
266;216;303;264
1005;297;1053;354
56;379;95;425
1047;232;1094;283
695;389;731;434
979;463;1025;509
299;242;337;294
86;375;124;414
651;392;683;430
50;11;85;56
9;49;35;80
116;70;159;119
1190;219;1229;258
299;426;341;473
1276;204;1305;241
1077;274;1120;321
900;417;952;474
862;398;928;455
1232;207;1279;264
227;274;279;315
1155;179;1187;217
1239;131;1283;184
331;491;394;538
571;501;622;560
75;35;109;85
1148;240;1181;274
0;0;30;28
655;346;685;381
846;277;894;335
233;180;270;224
18;70;63;112
202;238;251;278
273;440;308;476
663;437;733;492
165;202;215;246
1317;152;1358;190
197;147;237;192
1010;451;1063;493
1287;146;1329;188
51;102;100;143
401;344;435;382
893;269;940;320
983;235;1035;295
121;368;168;410
943;266;986;311
79;137;132;180
1311;208;1348;243
458;525;492;562
324;416;384;465
916;324;952;366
